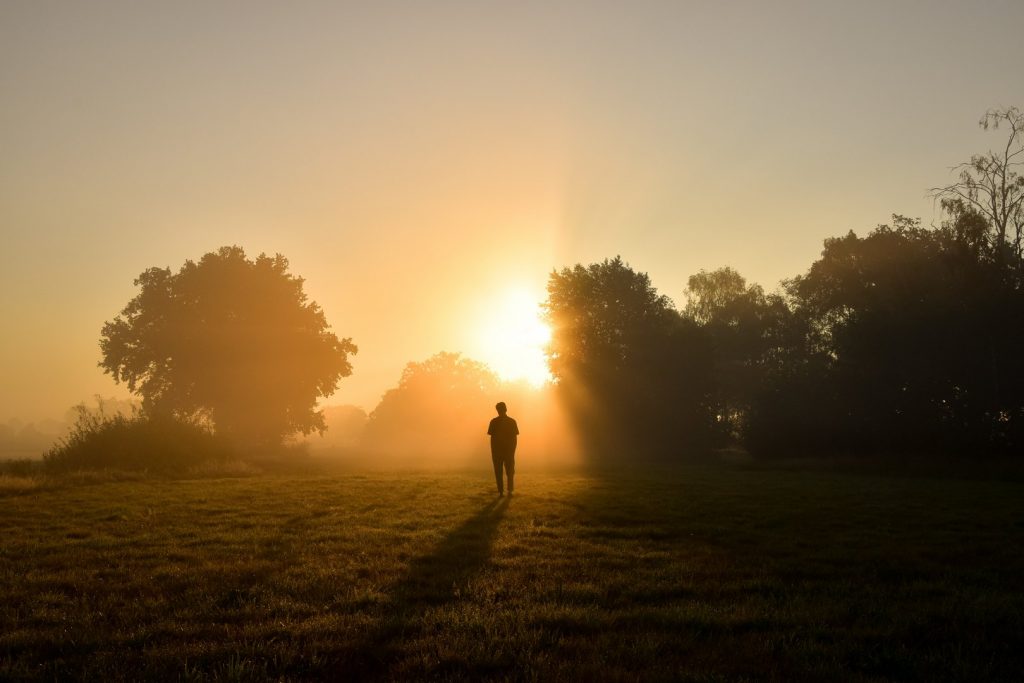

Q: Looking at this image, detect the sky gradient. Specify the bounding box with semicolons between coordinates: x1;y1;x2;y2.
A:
2;0;1023;421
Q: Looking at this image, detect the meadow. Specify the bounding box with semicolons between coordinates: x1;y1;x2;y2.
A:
1;462;1022;681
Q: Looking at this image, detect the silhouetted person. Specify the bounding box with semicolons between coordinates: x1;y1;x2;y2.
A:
487;402;518;495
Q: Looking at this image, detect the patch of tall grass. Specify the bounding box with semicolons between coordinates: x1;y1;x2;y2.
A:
0;473;41;494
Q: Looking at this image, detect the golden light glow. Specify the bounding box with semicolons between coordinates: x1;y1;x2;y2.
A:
473;288;552;387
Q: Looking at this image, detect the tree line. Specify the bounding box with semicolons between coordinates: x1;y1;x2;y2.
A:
84;107;1022;464
546;107;1024;459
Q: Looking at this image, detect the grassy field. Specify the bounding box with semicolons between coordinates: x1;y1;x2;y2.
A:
1;463;1022;681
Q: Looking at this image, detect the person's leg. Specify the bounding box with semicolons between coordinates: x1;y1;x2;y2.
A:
505;452;515;493
491;452;504;494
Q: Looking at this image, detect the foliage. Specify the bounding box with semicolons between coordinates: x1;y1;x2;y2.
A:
774;214;1024;455
549;207;1024;459
545;257;714;458
931;106;1024;259
539;108;1024;460
99;246;356;446
43;402;234;472
683;267;793;440
362;352;500;460
67;106;1024;462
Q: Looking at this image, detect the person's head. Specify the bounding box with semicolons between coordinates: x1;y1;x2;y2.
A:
495;402;507;416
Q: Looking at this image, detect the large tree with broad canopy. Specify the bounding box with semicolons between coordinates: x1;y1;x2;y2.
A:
99;246;356;446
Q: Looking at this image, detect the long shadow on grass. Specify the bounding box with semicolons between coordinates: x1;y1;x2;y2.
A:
336;495;510;678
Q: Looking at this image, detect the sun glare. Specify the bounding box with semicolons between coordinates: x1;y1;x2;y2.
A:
474;289;552;387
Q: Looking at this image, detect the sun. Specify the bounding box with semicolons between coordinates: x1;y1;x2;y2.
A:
473;288;553;386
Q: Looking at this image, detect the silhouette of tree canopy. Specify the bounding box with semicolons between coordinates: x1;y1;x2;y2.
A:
537;108;1024;460
684;267;750;326
545;257;713;458
932;106;1024;260
362;352;499;459
551;215;1024;458
99;246;356;446
683;268;793;441
752;214;1024;455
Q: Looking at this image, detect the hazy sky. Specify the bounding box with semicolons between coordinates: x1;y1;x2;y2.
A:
2;0;1022;421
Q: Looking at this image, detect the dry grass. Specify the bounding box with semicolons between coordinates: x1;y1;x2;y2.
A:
185;459;262;479
0;474;42;494
1;464;1022;681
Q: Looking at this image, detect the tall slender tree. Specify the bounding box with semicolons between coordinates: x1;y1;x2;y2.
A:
932;107;1024;259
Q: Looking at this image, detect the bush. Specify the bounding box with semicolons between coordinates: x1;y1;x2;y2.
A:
44;405;234;473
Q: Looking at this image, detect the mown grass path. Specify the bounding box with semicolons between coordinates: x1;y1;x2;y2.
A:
1;466;1022;681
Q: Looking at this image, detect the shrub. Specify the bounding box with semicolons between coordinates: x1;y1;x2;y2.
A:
44;405;234;473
